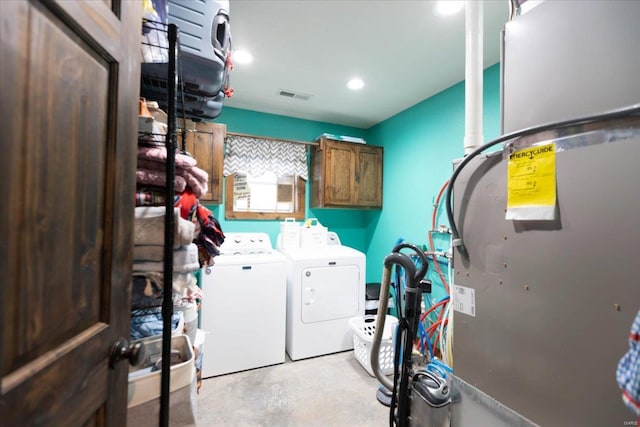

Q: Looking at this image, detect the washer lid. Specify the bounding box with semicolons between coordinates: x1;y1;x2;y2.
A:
277;245;364;261
212;251;286;266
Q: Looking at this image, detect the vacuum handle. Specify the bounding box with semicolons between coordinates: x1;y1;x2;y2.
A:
391;242;429;282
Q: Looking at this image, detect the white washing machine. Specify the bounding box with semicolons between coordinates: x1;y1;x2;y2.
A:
200;232;287;377
277;232;365;361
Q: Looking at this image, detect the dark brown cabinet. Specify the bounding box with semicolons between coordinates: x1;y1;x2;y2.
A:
311;137;383;208
183;121;226;204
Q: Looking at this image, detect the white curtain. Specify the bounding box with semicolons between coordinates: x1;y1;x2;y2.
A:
223;135;308;180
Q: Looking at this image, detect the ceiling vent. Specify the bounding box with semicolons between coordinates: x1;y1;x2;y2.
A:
277;89;312;101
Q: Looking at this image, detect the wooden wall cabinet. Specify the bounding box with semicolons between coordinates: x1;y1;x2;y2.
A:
183;121;226;204
311;137;383;208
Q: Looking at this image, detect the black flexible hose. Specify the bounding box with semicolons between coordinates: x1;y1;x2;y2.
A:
446;103;640;258
392;242;428;281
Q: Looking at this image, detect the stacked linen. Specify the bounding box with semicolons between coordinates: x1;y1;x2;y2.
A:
136;100;209;200
133;244;200;273
131;206;201;342
130;271;202;342
135;101;224;266
134;207;195;248
132;206;199;273
137;146;209;199
134;102;225;389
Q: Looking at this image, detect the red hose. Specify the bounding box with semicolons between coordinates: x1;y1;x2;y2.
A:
420;298;449;322
428;180;450;294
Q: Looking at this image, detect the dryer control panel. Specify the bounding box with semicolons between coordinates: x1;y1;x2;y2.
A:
218;232;274;256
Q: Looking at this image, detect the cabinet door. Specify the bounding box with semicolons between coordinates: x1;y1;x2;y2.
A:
184;122;226;204
323;140;356;206
355;145;383;207
0;0;140;425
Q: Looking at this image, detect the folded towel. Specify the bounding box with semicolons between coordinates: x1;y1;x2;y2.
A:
133;245;164;262
138;159;208;199
134;206;176;219
138;146;197;169
173;243;200;272
137;158;166;172
134;207;195;247
133;243;200;273
133;260;200;274
132;271;198;297
182;166;209;198
136;168;187;193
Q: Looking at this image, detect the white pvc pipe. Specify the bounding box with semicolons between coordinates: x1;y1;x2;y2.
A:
464;0;484;154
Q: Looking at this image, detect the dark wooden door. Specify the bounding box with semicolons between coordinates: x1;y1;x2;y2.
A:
355;145;383;208
184;121;226;204
324;139;356;206
0;0;140;425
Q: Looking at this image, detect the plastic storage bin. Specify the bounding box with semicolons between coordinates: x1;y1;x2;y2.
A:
349;315;398;376
127;335;197;426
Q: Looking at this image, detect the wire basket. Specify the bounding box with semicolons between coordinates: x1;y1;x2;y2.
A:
349;315;398;376
141;18;169;63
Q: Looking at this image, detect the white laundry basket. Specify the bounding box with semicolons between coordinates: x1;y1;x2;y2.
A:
349;315;398;376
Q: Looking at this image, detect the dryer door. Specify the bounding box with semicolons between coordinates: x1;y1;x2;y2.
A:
301;265;359;323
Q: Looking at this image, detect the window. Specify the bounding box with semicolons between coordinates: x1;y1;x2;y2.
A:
223;134;308;220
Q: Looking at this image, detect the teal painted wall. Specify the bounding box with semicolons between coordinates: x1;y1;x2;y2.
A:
207;64;501;285
364;64;502;289
206;107;370;254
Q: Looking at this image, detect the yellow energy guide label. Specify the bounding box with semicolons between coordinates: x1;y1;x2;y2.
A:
506;142;556;220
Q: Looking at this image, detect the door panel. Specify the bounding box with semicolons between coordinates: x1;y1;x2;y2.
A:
11;5;109;368
355;147;382;206
326;143;354;205
0;0;140;425
184;122;226;203
301;265;360;323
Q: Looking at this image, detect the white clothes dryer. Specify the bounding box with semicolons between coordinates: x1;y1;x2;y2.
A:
201;233;287;377
277;233;365;361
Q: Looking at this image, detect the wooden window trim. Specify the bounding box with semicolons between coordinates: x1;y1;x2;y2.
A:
225;175;306;220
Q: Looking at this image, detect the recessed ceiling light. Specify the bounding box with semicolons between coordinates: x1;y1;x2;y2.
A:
434;0;465;16
232;50;253;65
347;78;364;91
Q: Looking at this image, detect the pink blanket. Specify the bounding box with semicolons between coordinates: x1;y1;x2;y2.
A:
136;169;187;193
137;159;208;198
138;146;197;169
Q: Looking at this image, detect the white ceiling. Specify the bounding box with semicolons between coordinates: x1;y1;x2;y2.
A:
224;0;511;129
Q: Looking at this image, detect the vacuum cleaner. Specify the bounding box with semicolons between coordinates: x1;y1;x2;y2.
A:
370;243;452;427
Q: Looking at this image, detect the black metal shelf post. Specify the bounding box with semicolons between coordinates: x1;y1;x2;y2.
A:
159;22;178;427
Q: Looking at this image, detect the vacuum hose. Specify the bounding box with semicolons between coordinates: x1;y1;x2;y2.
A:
370;250;420;391
371;264;396;391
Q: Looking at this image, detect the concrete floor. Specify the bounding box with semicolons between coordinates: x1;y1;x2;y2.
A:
196;351;390;427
